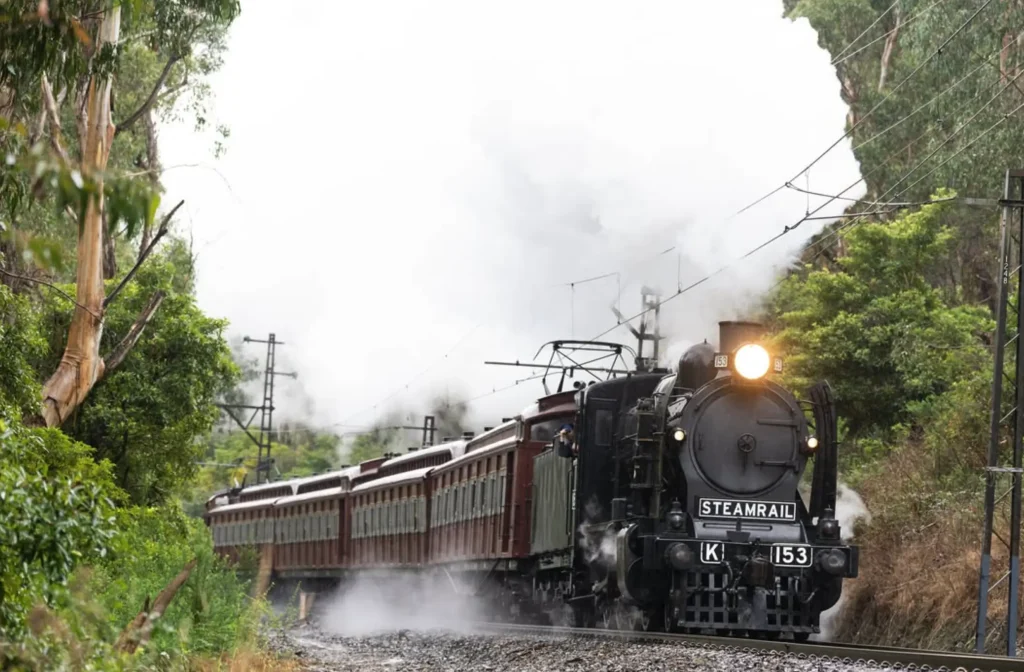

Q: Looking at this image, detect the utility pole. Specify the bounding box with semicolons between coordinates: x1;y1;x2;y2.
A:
611;286;665;371
217;333;297;485
976;170;1024;656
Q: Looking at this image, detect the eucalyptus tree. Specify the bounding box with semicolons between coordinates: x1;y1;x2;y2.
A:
0;0;239;427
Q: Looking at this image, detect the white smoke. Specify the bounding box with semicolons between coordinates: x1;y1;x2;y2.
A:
834;482;872;543
317;572;489;636
576;497;617;570
162;0;864;427
813;481;871;642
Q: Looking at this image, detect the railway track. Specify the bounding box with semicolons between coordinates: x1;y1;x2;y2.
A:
472;622;1024;672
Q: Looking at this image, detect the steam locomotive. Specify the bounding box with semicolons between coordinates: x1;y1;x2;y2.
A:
546;320;857;637
205;320;857;640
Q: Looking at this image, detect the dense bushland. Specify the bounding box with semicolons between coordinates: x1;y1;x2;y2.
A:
769;0;1024;651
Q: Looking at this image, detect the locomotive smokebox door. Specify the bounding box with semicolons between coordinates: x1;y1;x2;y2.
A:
689;382;802;495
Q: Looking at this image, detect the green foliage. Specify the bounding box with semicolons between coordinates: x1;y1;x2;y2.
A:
91;505;257;657
0;0;240;281
186;427;342;516
0;417;119;639
769;194;993;434
787;0;1024;201
31;247;241;506
348;428;396;465
0;283;47;415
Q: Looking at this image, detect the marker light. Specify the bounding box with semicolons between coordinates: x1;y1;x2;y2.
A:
807;436;819;450
733;344;771;380
673;429;686;442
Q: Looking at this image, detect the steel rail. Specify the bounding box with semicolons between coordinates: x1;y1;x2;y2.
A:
471;622;1024;672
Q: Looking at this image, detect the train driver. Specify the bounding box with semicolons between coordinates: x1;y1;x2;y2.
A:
556;423;577;458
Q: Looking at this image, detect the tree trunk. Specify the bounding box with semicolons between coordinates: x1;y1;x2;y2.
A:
39;5;121;428
878;5;901;91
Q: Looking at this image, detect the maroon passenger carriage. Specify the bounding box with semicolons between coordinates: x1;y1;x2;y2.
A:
204;390;576;610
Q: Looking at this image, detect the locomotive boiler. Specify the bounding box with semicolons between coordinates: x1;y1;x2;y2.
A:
559;321;857;638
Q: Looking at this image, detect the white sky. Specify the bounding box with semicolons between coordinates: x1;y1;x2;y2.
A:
160;0;863;441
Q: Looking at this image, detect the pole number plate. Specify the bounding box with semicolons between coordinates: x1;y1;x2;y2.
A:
771;544;812;568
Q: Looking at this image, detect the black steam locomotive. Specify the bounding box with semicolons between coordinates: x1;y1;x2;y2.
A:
537;320;857;639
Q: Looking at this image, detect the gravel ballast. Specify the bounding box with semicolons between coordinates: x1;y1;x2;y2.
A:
270;624;908;672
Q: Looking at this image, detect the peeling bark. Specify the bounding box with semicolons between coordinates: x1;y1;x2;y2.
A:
841;71;859;128
39;5;121;428
878;5;902;91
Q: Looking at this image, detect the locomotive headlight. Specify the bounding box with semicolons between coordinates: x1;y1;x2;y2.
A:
807;436;819;450
673;428;686;443
733;343;771;380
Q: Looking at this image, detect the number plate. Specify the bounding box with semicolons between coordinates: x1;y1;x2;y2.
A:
771;544;812;568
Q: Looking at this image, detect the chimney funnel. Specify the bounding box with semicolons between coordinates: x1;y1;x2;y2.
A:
462;431;474;440
484;426;494;432
718;320;765;355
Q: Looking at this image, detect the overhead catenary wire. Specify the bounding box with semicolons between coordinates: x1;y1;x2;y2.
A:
804;96;1024;266
587;63;1024;346
339;1;1005;422
729;0;993;219
831;0;948;67
829;0;902;64
431;23;1016;411
802;60;1024;260
338;320;484;424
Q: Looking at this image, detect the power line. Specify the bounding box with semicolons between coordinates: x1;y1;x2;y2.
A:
588;67;1024;345
851;53;995;154
831;0;948;67
830;0;901;64
336;2;1003;421
789;50;1024;265
339;321;484;424
560;39;1007;334
731;0;994;219
798;76;1024;272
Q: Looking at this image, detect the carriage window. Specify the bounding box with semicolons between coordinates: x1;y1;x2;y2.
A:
530;418;567;443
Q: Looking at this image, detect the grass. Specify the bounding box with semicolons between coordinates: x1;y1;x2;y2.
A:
834;444;1020;653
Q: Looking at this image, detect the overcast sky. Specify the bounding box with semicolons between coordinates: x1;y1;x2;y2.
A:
159;0;863;444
